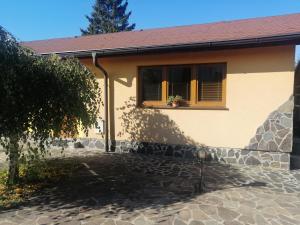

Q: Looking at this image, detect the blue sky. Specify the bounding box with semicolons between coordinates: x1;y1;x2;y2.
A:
1;0;299;60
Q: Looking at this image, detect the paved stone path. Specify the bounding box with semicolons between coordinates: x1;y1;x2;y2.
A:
0;150;300;225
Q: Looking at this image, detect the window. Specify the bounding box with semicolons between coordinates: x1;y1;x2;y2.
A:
138;63;226;108
140;67;163;101
197;64;226;107
168;67;191;100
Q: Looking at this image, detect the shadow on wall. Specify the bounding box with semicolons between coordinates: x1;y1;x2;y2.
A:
117;97;199;146
109;74;134;144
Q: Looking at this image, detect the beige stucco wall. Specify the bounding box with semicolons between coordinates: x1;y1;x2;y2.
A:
79;45;295;149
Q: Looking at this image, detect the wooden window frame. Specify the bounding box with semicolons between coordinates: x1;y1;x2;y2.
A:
138;66;167;107
194;63;227;108
137;63;227;109
167;65;192;106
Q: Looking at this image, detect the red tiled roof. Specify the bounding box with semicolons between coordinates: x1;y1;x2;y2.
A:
22;13;300;55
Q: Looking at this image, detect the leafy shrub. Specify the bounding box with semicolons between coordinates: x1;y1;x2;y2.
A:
0;158;80;209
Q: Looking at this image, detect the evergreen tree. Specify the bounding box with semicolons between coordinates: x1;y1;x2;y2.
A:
81;0;135;35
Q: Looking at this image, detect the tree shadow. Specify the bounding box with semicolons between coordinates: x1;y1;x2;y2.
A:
0;153;267;223
117;97;200;146
108;75;134;146
0;98;270;223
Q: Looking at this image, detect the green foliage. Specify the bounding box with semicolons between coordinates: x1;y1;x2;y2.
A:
0;170;8;185
167;95;183;105
81;0;136;35
0;158;80;209
0;26;101;184
20;158;80;183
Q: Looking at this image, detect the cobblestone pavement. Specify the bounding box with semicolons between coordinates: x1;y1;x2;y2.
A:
0;150;300;225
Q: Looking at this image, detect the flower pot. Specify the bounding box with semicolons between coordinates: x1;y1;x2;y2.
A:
172;102;179;108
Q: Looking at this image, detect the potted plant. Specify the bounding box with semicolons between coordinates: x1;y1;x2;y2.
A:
167;95;183;108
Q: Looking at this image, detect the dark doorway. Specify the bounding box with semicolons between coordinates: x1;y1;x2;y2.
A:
292;62;300;169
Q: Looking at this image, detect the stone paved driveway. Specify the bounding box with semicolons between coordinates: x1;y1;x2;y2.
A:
0;150;300;225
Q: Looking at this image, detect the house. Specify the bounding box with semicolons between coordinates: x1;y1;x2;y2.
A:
23;13;300;169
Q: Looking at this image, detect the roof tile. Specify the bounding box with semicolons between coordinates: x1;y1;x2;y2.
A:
22;13;300;54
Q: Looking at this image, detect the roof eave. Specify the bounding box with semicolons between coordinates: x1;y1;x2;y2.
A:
36;33;300;58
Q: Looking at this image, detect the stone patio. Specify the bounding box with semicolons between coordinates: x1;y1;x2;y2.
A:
0;149;300;225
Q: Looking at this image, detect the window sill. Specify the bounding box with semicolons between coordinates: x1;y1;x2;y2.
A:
138;105;229;110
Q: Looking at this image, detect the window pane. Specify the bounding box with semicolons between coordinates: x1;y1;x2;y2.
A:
168;67;191;100
198;64;224;101
141;68;162;101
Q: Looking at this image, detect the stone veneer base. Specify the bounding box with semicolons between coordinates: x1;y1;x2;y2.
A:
51;138;290;170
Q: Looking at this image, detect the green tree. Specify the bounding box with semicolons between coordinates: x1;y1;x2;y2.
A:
81;0;135;35
0;26;101;185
